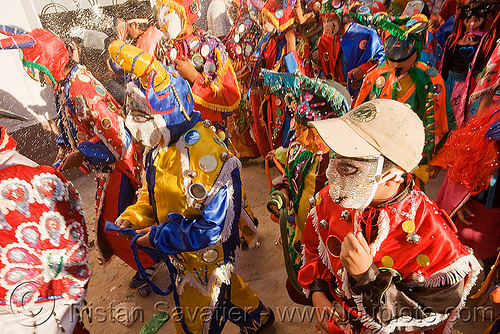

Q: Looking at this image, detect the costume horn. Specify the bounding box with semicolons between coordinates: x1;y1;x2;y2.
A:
108;40;169;91
0;25;35;50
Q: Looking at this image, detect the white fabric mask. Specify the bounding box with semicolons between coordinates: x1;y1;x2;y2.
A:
326;154;384;209
125;93;170;147
158;5;183;39
263;21;277;34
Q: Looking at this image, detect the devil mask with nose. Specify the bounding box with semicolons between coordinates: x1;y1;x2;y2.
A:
0;25;70;86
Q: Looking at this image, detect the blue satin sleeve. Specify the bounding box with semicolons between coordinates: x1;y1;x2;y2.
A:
77;140;117;167
108;58;126;81
149;185;229;254
284;52;299;73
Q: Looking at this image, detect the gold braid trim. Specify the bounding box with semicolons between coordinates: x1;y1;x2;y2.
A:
193;93;241;112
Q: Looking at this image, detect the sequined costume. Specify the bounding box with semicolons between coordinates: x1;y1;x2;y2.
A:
54;64;155;270
109;41;267;334
262;71;350;304
222;11;262;160
298;181;481;333
470;39;500;106
0;127;90;333
317;5;385;97
251;0;310;156
356;62;453;167
355;14;455;178
0;25;155;270
155;0;241;132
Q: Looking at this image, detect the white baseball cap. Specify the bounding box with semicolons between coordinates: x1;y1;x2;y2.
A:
309;99;425;172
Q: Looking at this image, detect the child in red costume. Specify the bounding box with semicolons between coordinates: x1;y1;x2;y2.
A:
298;99;480;333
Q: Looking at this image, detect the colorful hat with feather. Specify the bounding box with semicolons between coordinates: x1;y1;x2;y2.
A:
261;69;349;121
262;0;295;32
109;40;195;126
0;25;69;86
372;12;428;62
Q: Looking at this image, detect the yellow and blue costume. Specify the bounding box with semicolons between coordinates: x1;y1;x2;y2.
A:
108;40;269;334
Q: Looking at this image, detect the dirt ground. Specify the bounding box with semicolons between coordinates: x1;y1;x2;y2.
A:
72;158;495;334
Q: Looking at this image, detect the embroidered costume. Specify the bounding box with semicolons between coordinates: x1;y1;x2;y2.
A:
222;10;262;160
0;126;90;333
470;39;500;106
155;0;242;129
251;0;311;153
298;99;480;334
108;41;269;334
355;14;455;180
299;184;480;333
0;26;155;271
263;71;350;304
317;1;385;96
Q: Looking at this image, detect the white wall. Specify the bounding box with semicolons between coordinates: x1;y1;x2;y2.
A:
33;0;129;15
0;0;56;132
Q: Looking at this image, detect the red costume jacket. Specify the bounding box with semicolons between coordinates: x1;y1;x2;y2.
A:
298;182;480;333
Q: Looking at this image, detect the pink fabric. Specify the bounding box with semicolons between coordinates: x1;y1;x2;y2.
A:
450;79;468;127
136;26;163;56
456;199;500;260
435;173;470;216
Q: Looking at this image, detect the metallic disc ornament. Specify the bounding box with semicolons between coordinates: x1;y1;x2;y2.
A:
416;254;430;267
234;34;240;44
234;44;242;55
275;8;284;19
170;48;178;62
188;183;207;201
77;74;91;83
326;235;342;257
401;220;416;233
201;44;210;57
95;85;106;96
192;53;204;67
202;249;219;263
381;255;394;268
238;24;245;33
101;117;112;130
107;101;117;113
76;131;87;141
199;154;218;172
189;37;201;51
375;76;386;89
183;129;200;145
244;44;253;56
204;60;216;75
